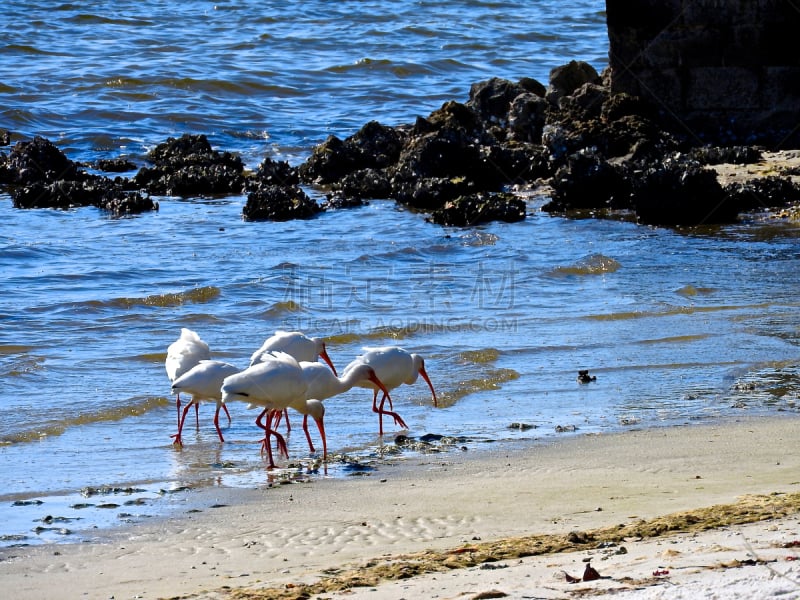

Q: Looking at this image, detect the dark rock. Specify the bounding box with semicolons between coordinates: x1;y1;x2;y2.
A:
1;136;155;215
546;60;601;105
347;120;405;170
425;101;488;139
508;93;548;143
97;190;156;216
92;158;138;172
147;133;214;164
688;146;763;166
321;192;369;210
466;77;530;126
480;143;551;185
299;121;404;184
724;176;800;213
11;177;155;216
0;129;10;146
518;77;547;98
429;191;526;226
243;184;321;221
298;135;356;184
394;129;482;180
2;136;80;185
630;159;734;226
391;175;477;211
332;167;392;199
558;83;609;120
600;92;654;122
133;133;244;196
250;156;299;186
544;152;629;212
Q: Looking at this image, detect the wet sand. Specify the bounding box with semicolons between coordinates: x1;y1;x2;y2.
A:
1;416;799;599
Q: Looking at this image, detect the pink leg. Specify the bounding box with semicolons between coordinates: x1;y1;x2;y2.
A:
371;390;384;435
194;401;200;430
313;415;327;462
222;403;232;426
171;400;195;446
176;394;182;428
302;414;316;453
256;410;288;468
377;391;408;433
213;402;225;443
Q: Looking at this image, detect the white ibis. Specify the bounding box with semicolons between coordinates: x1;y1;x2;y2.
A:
250;331;337;374
298;361;405;441
169;360;239;446
250;331;338;433
221;351;310;468
165;328;211;429
344;346;437;435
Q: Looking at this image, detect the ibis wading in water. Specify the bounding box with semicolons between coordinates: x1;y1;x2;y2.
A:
344;346;437;435
169;360;240;445
165;329;232;431
250;330;338;432
222;351;312;468
293;361;401;453
250;330;337;374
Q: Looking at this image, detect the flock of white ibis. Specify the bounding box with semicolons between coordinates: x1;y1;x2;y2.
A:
164;329;437;468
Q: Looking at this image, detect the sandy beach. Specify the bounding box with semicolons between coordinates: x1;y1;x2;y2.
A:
1;416;799;600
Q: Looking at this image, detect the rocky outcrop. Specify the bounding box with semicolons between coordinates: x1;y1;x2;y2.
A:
133;134;245;196
243;184;321;221
0;137;154;216
4;52;800;226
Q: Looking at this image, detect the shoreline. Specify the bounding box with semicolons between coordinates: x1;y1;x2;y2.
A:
1;415;799;599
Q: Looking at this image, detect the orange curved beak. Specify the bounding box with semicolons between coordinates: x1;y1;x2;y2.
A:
419;365;437;407
319;343;338;376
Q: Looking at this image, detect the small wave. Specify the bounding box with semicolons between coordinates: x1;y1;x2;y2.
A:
67;13;154;27
634;334;713;345
0;44;65;56
583;302;775;321
264;300;305;316
550;253;622;276
87;286;221;310
436;367;520;408
675;284;717;297
324;58;434;78
0;344;36;355
1;396;170;445
459;348;501;364
135;351;169;363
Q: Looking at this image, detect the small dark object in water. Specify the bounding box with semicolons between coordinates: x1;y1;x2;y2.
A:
577;369;596;383
508;422;536;431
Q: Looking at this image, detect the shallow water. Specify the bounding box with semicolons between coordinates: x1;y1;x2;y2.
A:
2;0;800;547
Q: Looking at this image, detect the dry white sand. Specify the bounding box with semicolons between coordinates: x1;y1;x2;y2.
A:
1;416;799;600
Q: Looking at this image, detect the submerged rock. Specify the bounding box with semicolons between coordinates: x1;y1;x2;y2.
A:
430;192;526;226
133;133;245;196
243;184;321;221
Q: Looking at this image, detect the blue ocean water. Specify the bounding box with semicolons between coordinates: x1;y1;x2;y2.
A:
1;0;800;547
